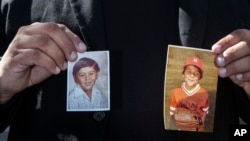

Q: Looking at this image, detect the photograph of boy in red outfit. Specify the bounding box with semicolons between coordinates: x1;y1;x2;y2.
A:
164;45;218;132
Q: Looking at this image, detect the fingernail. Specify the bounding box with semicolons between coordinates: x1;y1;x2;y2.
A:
55;66;61;74
212;44;221;53
236;73;243;80
223;51;229;58
70;51;77;60
78;42;87;52
216;55;225;66
219;68;227;77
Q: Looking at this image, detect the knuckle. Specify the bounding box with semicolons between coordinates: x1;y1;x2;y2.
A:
44;22;61;33
10;34;32;50
31;22;41;25
57;23;67;30
34;35;51;47
17;25;29;33
11;36;22;48
31;49;41;61
233;29;249;39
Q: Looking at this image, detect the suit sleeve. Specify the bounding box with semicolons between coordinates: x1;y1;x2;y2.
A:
234;85;250;124
0;94;21;133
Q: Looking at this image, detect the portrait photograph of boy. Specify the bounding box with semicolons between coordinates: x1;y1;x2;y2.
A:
67;51;110;111
164;45;218;132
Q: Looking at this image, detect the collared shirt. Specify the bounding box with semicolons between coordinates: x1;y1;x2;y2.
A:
68;85;107;111
170;82;209;116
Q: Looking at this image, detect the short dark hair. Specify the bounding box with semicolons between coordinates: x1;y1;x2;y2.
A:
72;57;100;76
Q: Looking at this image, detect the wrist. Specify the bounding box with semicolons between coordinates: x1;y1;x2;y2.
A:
0;60;16;104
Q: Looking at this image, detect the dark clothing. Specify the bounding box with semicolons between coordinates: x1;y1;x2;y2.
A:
1;0;250;141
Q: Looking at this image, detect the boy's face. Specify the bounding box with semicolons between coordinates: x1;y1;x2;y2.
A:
183;65;201;87
74;66;99;92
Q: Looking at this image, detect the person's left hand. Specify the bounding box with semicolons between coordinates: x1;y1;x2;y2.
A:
212;29;250;96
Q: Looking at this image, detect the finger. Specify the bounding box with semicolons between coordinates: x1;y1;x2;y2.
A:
218;56;250;77
212;29;250;54
57;24;87;53
12;34;67;70
232;72;250;82
11;48;61;75
19;22;79;61
230;75;250;96
214;41;250;67
28;65;54;86
242;83;250;97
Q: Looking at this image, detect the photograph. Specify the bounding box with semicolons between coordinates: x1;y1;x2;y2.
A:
67;51;110;111
164;45;218;132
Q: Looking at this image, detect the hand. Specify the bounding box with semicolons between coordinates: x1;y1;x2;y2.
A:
0;22;87;104
212;29;250;96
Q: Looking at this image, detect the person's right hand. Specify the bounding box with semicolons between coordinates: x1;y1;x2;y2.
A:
0;22;87;104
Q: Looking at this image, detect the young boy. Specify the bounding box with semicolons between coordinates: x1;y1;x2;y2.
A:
68;57;107;110
169;56;209;131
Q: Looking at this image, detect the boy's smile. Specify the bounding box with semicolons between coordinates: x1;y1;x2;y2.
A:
75;67;99;94
183;65;201;89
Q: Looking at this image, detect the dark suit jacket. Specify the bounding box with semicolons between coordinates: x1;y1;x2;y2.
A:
179;0;250;48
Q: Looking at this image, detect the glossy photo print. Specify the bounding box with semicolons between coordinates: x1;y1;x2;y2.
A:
67;51;110;111
164;45;218;132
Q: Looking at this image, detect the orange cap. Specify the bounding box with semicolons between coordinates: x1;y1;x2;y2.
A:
184;56;204;72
